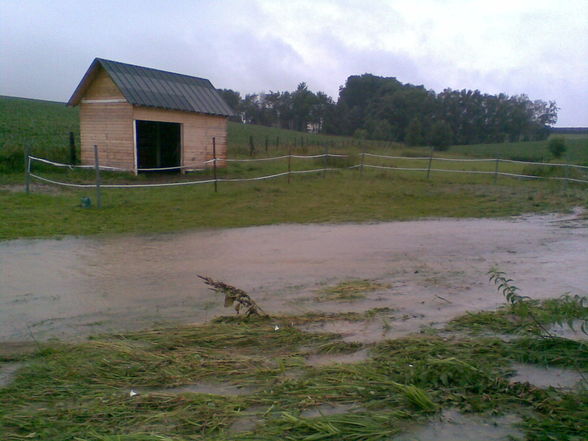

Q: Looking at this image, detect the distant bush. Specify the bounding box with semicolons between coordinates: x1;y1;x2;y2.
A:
548;137;566;159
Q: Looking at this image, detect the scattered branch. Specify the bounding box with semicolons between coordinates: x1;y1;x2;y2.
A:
198;275;266;317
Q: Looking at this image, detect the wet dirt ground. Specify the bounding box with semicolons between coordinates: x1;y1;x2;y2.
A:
1;210;586;342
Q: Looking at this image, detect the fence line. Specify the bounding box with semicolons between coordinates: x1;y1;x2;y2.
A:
363;152;588;169
26;147;588;206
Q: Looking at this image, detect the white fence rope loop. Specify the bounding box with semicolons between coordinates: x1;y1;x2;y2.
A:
26;150;588;192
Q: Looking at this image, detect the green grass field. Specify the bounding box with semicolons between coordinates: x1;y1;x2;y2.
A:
1;95;587;241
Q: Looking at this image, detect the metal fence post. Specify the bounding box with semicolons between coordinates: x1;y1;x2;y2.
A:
426;146;434;179
494;157;500;185
24;143;31;194
94;145;102;208
360;148;365;178
213;137;218;193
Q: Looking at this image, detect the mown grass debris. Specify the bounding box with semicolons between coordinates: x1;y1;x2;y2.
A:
315;279;390;302
1;298;587;440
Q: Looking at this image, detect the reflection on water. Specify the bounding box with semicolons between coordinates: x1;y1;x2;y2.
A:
1;214;586;341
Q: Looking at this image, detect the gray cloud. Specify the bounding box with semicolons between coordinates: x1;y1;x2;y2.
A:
0;0;586;126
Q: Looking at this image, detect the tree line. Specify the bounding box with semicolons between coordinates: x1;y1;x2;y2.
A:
218;74;558;149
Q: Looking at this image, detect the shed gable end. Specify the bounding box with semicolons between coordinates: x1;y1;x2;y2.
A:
82;68;126;102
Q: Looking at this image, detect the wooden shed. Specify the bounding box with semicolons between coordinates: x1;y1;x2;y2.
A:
67;58;234;173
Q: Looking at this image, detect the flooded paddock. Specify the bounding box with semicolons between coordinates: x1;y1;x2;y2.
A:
1;211;586;342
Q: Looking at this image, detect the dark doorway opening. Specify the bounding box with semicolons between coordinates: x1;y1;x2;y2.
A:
135;120;181;171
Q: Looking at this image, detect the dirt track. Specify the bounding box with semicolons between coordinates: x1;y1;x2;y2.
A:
1;210;586;342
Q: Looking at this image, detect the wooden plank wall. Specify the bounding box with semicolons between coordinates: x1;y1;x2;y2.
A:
80;102;135;169
80;68;135;169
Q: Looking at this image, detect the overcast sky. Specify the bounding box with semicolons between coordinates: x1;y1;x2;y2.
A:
1;0;587;126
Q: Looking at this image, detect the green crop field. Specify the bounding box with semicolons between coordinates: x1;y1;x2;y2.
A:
449;137;588;164
1;95;587;167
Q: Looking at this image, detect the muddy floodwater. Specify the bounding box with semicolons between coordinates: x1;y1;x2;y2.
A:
1;211;586;342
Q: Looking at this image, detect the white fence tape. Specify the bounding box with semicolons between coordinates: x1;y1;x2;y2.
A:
363;164;429;172
137;165;196;172
225;155;290;162
27;151;588;191
31;173;217;189
433;157;496;163
218;171;290;182
362;152;588;171
364;153;430;160
30;173;97;188
499;159;588;170
30;156;126;171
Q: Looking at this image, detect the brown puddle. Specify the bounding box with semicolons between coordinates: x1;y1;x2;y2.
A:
135;381;258;396
510;363;586;390
306;348;370;367
1;212;587;342
393;409;523;441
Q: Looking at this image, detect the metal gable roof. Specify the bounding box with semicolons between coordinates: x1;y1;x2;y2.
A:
68;58;234;117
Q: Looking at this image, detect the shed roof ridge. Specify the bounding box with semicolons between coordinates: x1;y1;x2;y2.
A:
68;57;234;116
96;58;214;86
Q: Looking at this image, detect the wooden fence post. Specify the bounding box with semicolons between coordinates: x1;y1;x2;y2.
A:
213;137;218;193
323;143;329;178
426;146;434;179
94;145;102;208
494;157;500;185
249;135;255;157
564;155;570;193
287;146;292;184
24;143;31;194
69;132;76;164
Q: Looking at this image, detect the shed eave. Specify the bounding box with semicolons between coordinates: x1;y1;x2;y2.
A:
67;58;102;107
